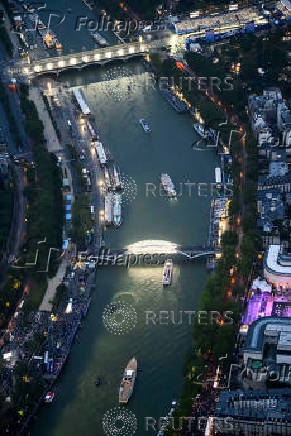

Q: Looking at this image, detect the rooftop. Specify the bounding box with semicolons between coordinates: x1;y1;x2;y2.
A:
244;316;291;351
264;245;291;277
257;190;285;233
215;389;291;420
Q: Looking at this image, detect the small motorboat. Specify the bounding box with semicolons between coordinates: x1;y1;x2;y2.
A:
44;392;55;403
139;118;151;133
95;377;102;386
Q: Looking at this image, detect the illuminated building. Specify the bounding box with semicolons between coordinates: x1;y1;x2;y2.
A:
240;277;291;335
242;317;291;386
264;245;291;289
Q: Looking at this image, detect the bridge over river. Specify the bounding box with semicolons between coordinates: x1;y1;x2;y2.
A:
12;39;170;78
85;244;215;266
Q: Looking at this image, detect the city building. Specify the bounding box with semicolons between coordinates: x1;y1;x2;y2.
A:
0;153;10;188
257;189;285;233
258;173;291;194
264;245;291;289
208;197;230;252
249;89;282;133
257;127;279;148
240;277;291;335
277;101;291;132
283;128;291;147
242;317;291;386
269;161;288;177
215;389;291;435
173;7;264;35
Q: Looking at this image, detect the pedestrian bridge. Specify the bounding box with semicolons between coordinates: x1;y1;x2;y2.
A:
13;39;170;78
86;241;215;266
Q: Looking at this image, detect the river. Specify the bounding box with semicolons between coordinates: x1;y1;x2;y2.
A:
31;5;218;435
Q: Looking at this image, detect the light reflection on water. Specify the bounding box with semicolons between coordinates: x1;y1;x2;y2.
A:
126;239;178;255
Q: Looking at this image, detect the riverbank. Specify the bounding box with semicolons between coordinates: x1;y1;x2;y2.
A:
149;47;259;435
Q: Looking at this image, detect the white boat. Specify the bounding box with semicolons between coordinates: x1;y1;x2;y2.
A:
113;166;122;190
162;259;173;286
44;392;54;403
91;32;108;46
94;141;107;166
73;88;91;116
87;121;99;141
193;122;208;139
113;194;122;227
139;118;151;133
104;167;112;190
161;173;176;198
104;193;113;226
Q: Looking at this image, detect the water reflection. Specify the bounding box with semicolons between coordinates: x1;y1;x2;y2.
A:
126;240;178;254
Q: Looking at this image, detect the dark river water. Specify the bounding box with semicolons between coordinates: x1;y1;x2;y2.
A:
31;2;218;435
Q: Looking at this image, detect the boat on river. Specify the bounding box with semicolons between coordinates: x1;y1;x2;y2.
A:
193;123;218;143
160;87;188;113
91;32;108;46
161;173;176;198
193;122;208;139
162;259;173;286
104;193;113;226
139;118;151;133
119;358;137;404
104;167;112;190
113;194;122;227
44;392;55;403
113;166;122;190
95;377;102;386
